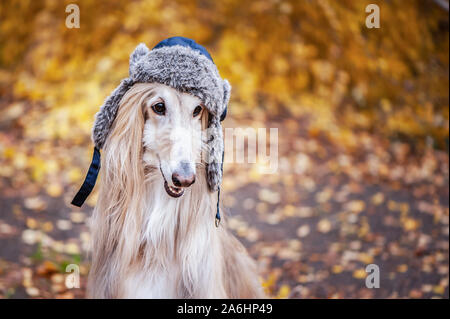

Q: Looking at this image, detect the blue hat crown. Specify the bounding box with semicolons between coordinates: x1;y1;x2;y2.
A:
152;36;214;63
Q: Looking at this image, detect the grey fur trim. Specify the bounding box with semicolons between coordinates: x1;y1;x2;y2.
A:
129;43;150;68
92;78;135;149
92;42;231;191
206;80;232;191
222;79;231;109
206;115;224;191
129;43;226;117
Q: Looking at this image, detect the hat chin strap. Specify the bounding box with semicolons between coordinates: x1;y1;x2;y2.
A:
71;147;101;207
215;148;225;228
213;106;227;227
72;106;228;227
72;147;223;227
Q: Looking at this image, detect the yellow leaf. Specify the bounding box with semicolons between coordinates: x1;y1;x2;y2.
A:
353;269;367;279
371;193;385;206
345;200;366;214
46;182;63;197
332;265;343;274
358;253;374;264
397;264;408;273
317;219;332;233
403;218;419;231
64;242;80;255
276;284;291;299
433;285;445;295
41;221;53;232
26;218;38;229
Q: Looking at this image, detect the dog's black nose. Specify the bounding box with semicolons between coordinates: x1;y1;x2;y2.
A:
172;172;195;187
172;161;196;187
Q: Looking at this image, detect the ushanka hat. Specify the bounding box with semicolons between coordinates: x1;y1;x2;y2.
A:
72;37;230;225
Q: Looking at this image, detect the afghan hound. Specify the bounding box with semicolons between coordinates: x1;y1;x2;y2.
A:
86;82;265;298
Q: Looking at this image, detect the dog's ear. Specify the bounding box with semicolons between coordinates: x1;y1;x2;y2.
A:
129;43;150;73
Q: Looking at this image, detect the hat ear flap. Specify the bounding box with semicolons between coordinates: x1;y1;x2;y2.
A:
205;80;231;191
92;78;134;149
206;116;224;191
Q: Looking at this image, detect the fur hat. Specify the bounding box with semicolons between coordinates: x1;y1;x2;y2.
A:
92;37;229;191
72;37;229;209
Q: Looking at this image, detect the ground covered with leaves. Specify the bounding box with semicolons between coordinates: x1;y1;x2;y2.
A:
0;114;448;298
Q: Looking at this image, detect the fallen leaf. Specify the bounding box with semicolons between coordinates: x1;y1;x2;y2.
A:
317;219;332;233
276;284;291;299
353;269;367;279
345;200;366;214
26;287;40;297
371;192;385;206
397;264;408;273
36;261;58;277
296;225;310;238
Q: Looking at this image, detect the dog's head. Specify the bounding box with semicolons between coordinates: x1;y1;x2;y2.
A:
142;83;207;198
103;82;207;199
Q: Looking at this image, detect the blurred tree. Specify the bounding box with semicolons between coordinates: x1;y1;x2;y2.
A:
0;0;448;188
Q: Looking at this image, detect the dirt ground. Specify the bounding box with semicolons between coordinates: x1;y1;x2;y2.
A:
0;117;448;299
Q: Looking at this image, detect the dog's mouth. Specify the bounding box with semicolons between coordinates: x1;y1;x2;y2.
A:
164;181;185;198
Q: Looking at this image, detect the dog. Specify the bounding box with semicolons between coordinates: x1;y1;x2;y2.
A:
86;82;265;298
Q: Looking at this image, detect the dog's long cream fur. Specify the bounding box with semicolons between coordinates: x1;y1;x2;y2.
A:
87;83;264;298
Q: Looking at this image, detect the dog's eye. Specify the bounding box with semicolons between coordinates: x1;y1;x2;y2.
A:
152;102;166;115
193;105;202;117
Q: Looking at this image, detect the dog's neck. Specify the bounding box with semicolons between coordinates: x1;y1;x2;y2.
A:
142;167;216;250
125;167;225;298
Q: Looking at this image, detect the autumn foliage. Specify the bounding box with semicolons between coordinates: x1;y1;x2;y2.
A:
0;0;448;190
0;0;448;299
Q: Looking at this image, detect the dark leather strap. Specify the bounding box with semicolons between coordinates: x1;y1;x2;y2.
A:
71;147;101;207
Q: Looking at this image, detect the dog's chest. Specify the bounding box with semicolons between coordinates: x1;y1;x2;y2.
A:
121;201;186;298
123;266;180;298
119;187;220;298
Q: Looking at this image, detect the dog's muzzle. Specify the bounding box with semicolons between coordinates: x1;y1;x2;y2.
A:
164;181;185;198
